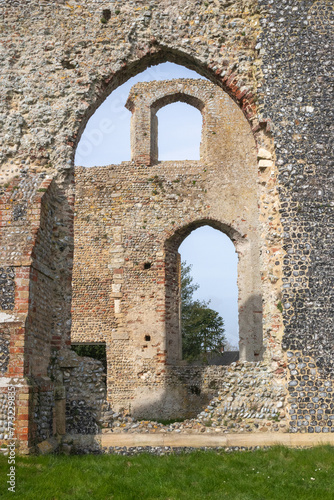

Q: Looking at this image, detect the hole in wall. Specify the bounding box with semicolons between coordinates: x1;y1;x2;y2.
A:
102;9;111;22
145;335;151;342
143;262;151;270
178;225;239;364
189;385;201;395
156;102;202;161
71;343;107;370
61;59;76;70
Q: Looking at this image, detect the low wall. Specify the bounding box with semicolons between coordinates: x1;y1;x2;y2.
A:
50;350;107;435
102;361;288;431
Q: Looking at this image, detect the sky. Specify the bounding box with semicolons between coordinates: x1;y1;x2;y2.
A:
75;62;239;347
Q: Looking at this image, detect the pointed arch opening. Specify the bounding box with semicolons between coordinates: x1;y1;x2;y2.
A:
179;225;239;363
165;220;263;365
71;50;264;418
72;46;260;169
74;62;207;167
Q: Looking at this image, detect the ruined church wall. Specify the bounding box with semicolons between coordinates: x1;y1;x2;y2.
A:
0;174;73;450
71;73;271;417
71;147;284;419
0;0;332;449
257;0;334;433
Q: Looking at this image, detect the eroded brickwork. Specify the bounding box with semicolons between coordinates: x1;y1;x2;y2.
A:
0;174;73;451
100;362;287;432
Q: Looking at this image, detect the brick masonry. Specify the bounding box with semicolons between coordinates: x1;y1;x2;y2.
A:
72;77;281;418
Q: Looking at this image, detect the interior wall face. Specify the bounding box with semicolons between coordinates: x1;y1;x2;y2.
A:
0;0;332;447
72;78;268;415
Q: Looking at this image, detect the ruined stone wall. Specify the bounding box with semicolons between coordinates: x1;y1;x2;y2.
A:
118;362;287;423
69;73;284;421
104;362;287;432
71;75;276;418
257;0;334;433
0;0;332;450
0;174;73;450
49;349;106;436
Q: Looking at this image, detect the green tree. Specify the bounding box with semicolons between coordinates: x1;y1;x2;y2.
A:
181;261;199;307
181;261;226;362
71;344;107;370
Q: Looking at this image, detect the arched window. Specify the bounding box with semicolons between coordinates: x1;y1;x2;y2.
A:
74;62;206;167
179;225;238;363
156;102;202;161
165;220;263;364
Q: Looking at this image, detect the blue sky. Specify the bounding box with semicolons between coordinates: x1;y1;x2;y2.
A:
75;62;239;347
75;62;206;166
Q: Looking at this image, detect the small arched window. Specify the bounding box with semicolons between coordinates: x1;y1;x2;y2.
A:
156;102;202;161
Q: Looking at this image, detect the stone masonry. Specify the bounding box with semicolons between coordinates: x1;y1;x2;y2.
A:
72;77;273;418
0;0;333;452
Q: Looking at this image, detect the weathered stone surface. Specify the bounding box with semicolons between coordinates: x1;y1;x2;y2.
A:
0;0;332;452
36;437;59;455
257;148;272;160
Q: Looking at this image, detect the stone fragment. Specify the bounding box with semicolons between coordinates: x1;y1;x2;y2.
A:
258;159;273;168
37;438;59;455
257;148;272;160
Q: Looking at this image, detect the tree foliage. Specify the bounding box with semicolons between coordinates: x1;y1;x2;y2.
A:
181;261;226;362
71;344;107;370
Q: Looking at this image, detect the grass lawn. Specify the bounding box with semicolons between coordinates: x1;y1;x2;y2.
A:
1;446;334;499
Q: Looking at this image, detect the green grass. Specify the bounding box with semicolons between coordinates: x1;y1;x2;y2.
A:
153;418;185;425
0;446;334;499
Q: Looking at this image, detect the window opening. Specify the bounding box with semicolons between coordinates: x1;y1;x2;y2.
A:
156;102;202;161
178;225;239;364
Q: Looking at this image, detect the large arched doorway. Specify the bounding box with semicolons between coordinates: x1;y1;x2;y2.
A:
74;62;207;167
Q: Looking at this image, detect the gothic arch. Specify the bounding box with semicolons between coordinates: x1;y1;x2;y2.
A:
72;72;264;415
72;47;261;163
164;218;262;364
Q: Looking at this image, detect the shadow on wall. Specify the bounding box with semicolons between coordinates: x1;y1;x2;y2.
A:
188;351;239;366
26;178;74;379
130;364;219;421
130;294;263;420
